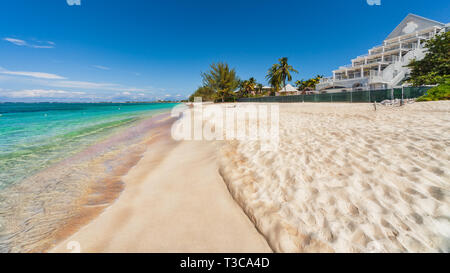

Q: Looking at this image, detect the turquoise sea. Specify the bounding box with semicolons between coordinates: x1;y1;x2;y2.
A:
0;102;177;252
0;102;176;189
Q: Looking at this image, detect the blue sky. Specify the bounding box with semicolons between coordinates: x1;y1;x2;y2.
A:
0;0;448;102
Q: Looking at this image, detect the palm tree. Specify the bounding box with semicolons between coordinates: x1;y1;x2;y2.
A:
266;64;282;96
295;80;305;90
240;78;257;97
256;83;263;95
276;57;298;92
202;62;240;103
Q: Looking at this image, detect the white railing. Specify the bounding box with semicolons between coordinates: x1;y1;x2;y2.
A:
319;77;334;84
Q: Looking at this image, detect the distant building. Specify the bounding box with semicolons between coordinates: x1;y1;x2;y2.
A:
276;84;299;96
316;14;448;93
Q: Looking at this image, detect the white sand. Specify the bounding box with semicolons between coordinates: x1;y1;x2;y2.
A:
218;102;450;253
51;123;271;253
51;101;450;253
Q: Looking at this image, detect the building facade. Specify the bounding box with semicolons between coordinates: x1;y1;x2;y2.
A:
316;14;448;93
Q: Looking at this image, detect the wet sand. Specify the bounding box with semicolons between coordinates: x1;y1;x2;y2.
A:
51;121;271;253
51;101;449;253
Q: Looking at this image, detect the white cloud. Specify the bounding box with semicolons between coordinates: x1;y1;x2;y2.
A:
93;65;110;70
49;80;120;89
122;92;131;95
0;67;65;80
67;0;81;6
31;45;54;49
5;89;85;98
4;38;27;46
3;37;55;49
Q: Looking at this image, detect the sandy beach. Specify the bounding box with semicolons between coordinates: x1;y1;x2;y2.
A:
51;101;449;253
51;116;271;253
219;102;450;253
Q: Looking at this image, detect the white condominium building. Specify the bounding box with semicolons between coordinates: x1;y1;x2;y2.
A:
317;14;448;92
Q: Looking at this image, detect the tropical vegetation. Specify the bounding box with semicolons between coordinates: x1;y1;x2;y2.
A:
406;31;449;102
416;77;450;101
407;32;449;86
295;75;323;93
189;62;240;102
239;77;257;97
265;57;298;96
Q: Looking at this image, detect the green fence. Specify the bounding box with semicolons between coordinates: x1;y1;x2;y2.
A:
238;87;431;103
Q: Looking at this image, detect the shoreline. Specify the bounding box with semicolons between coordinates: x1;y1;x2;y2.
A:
6;101;448;253
51;108;271;253
0;109;176;252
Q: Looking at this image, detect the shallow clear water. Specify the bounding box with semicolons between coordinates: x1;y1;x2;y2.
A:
0;103;177;190
0;102;177;252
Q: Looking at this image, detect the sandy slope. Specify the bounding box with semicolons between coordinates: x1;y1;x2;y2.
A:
219;102;450;253
51;125;271;253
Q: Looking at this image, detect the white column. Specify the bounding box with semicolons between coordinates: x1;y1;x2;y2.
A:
333;71;336;81
378;64;381;74
361;67;364;78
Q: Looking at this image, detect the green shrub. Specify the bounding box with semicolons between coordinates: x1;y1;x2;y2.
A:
416;78;450;101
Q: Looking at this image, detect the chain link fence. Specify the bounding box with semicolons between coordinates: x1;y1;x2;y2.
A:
238;87;431;103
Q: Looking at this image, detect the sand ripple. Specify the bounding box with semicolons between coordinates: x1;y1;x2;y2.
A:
219;102;450;253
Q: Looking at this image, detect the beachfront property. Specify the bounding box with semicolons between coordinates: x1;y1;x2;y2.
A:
316;14;448;93
276;84;299;96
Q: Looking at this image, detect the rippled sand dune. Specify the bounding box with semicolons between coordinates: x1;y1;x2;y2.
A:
218;102;450;253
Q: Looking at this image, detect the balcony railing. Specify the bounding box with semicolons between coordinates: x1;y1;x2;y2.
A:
319;77;334;84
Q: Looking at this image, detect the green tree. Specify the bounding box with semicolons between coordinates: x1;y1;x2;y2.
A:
407;32;450;86
295;80;306;91
276;57;298;91
202;63;240;102
256;83;264;95
188;86;215;102
240;77;257;97
296;75;323;93
266;64;282;96
416;78;450;101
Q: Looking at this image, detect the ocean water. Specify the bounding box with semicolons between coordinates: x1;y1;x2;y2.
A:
0;102;177;252
0;103;176;189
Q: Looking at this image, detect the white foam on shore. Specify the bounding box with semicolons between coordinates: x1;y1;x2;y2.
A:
218;102;450;253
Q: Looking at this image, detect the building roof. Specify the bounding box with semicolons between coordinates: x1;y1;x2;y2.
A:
385;14;445;40
279;84;298;92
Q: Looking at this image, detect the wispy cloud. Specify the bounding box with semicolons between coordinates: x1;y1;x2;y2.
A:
93;65;111;70
4;38;27;46
0;67;65;80
4;89;85;98
3;37;55;49
49;80;120;89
